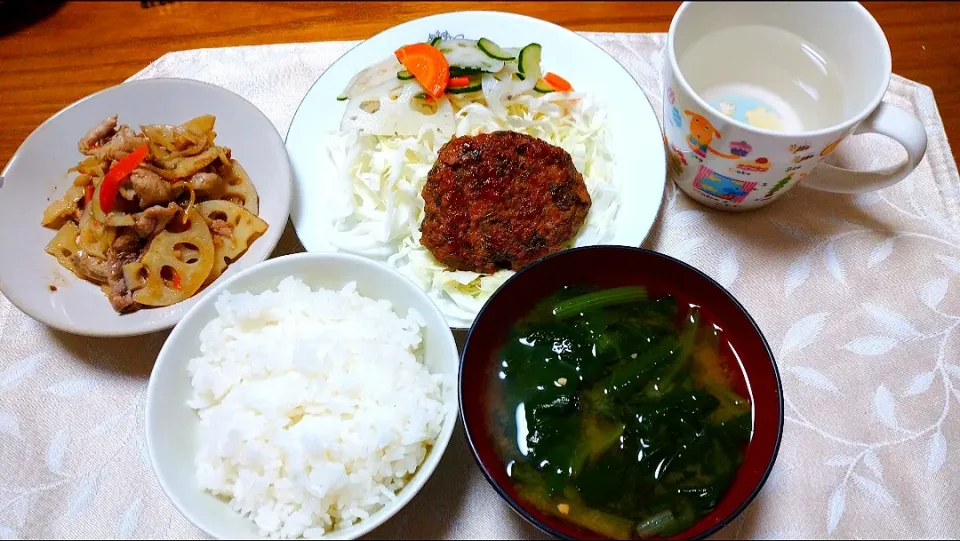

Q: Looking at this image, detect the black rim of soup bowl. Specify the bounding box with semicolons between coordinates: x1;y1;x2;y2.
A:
458;245;785;540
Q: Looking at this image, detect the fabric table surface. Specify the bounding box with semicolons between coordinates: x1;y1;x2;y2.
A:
2;31;959;540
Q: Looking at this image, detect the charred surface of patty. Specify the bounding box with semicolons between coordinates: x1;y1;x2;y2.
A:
420;131;592;274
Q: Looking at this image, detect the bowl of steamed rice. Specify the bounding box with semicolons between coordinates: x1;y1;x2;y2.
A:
145;252;460;540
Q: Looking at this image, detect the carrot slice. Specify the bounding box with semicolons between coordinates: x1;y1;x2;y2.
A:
448;75;471;88
395;43;450;98
544;72;573;92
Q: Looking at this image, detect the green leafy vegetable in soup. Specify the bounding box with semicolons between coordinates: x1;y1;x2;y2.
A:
493;285;752;539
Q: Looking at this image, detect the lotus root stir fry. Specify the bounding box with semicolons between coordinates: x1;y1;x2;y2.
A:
41;115;269;313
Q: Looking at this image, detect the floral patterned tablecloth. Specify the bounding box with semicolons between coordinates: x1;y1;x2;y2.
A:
1;32;959;540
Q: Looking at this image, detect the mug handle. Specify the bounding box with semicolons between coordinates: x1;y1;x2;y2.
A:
802;102;928;194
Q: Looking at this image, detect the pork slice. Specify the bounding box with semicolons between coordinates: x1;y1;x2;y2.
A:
111;229;141;255
106;252;139;314
94;125;147;161
133;203;180;238
119;180;137;201
78;115;118;155
71;253;110;283
107;285;137;314
189;172;225;198
129;168;179;208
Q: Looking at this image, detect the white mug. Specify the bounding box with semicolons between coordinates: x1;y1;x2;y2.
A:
663;1;927;210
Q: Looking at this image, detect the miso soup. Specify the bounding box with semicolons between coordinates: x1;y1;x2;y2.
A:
491;284;753;539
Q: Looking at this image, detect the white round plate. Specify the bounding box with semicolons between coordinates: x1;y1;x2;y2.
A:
286;11;666;327
0;78;292;337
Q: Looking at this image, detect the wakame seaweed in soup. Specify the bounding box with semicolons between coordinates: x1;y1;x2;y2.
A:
492;285;753;539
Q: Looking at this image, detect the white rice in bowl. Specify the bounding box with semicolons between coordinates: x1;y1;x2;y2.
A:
186;276;454;538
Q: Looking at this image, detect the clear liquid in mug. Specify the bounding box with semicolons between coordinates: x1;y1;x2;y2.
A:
678;24;847;133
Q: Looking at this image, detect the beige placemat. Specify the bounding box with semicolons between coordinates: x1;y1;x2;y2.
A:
2;32;959;540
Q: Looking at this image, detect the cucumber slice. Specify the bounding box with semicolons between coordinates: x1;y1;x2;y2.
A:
477;37;516;61
518;43;543;82
534;78;556;94
414;92;429;99
436;39;505;73
449;66;485;76
429;36;442;47
446;74;483;94
336;93;348;101
397;69;415;80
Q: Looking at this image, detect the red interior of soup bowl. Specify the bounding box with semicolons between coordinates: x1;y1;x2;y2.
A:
460;246;784;540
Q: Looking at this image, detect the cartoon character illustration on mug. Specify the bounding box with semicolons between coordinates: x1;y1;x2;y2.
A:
663;1;927;211
692;165;757;204
684;111;739;160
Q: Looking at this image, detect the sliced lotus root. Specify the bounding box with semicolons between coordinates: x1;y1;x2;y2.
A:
123;207;214;307
218;159;260;215
196;200;268;285
78;205;116;260
41;185;85;228
45;222;81;277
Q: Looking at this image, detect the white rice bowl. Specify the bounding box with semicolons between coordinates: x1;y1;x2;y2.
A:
185;276;454;539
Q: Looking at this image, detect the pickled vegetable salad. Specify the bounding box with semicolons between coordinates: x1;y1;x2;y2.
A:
324;37;619;327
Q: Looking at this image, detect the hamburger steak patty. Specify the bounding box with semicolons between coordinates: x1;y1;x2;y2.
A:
420;131;592;274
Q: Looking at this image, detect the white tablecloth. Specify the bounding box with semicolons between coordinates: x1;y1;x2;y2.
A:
2;32;959;540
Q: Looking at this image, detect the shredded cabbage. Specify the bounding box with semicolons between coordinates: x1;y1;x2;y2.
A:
323;87;619;327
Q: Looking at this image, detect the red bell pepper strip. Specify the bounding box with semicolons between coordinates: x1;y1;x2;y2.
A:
99;143;149;213
447;75;471;88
